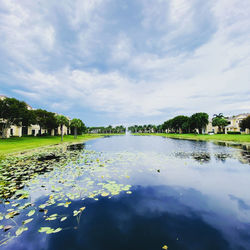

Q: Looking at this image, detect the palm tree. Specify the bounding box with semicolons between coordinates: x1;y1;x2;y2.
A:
56;115;69;141
213;113;224;118
70;118;82;139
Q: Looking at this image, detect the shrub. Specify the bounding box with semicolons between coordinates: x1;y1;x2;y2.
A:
227;131;241;134
37;133;50;137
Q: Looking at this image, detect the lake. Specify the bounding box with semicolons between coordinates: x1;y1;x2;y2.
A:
1;135;250;250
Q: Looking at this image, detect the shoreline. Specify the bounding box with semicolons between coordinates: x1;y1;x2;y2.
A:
132;133;250;146
0;134;115;156
1;133;250;157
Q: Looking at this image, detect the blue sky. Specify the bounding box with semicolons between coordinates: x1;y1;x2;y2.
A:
0;0;250;126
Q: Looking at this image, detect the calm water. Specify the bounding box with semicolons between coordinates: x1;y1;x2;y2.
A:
1;135;250;250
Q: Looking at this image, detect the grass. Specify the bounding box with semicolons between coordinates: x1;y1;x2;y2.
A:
0;134;108;155
133;133;250;143
1;132;249;156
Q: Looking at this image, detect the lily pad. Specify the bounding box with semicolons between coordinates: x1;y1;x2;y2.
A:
27;210;35;217
16;226;28;236
60;217;67;222
23;218;33;225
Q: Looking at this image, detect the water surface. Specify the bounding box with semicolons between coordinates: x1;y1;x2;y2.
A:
1;135;250;250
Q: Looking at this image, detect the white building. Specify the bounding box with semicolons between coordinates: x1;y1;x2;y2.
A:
0;96;71;138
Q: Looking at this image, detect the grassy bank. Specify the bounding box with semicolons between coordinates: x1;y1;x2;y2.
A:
133;133;250;143
0;134;109;155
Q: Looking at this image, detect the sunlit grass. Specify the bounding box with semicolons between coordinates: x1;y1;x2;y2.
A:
0;134;106;155
133;133;250;143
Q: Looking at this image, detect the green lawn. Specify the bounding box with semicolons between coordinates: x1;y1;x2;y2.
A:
133;133;250;143
0;134;106;155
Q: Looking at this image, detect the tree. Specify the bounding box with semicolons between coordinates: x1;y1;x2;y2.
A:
213;113;224;119
107;125;112;133
156;125;163;133
22;110;37;127
212;115;228;133
162;119;173;132
240;116;250;131
172;116;189;133
34;109;57;135
0;97;31;138
56;115;69;141
181;119;191;133
70;118;85;139
190;112;209;134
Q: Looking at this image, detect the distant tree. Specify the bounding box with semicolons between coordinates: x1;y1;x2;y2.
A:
152;125;157;133
181;119;191;133
240;116;250;131
70;118;86;138
56;115;69;141
134;125;138;133
212;114;229;133
156;125;163;133
171;116;189;133
34;109;57;135
162;119;174;132
128;126;135;133
138;125;142;132
0;97;31;138
22;110;37;127
114;125;125;133
190;112;209;134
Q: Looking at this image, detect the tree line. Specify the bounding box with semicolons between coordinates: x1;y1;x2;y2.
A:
1;97;249;138
87;125;126;134
0;97;86;140
128;112;209;134
128;112;250;134
128;124;163;133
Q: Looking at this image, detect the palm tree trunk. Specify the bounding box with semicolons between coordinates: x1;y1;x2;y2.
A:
2;127;7;139
74;127;77;139
61;124;63;142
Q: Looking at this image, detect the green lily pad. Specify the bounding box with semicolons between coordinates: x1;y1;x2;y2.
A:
23;218;33;225
16;226;28;236
27;210;35;217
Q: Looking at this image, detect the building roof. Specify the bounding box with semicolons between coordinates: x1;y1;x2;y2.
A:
0;95;34;110
228;113;250;120
0;95;7;100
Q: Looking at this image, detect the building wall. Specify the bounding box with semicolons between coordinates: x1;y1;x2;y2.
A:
1;96;72;138
58;125;70;135
3;124;71;138
9;125;22;137
225;114;250;133
205;121;219;134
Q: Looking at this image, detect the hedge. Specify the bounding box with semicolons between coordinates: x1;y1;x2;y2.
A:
227;131;241;134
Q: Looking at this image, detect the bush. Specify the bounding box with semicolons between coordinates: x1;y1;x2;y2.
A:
217;132;224;134
227;131;241;134
37;133;50;137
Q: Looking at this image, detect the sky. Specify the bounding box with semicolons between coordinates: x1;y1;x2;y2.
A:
0;0;250;126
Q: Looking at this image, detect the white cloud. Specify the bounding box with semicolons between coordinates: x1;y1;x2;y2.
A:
169;0;192;24
0;0;250;123
110;33;132;62
0;0;55;70
63;0;104;29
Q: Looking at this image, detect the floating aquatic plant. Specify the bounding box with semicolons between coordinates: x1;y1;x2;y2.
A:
0;145;134;246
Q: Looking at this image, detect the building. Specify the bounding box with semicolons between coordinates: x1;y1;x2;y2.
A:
205;120;219;134
205;113;250;134
225;113;250;134
0;96;71;138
